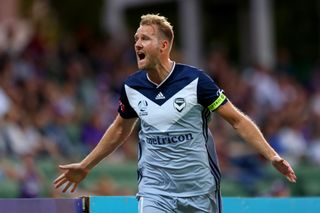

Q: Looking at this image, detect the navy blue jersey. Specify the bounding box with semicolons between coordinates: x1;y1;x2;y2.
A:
118;62;227;197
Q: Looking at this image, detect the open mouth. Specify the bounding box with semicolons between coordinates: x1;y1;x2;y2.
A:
138;53;145;60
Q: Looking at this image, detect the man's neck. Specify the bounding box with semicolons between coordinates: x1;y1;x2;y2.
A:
147;59;174;85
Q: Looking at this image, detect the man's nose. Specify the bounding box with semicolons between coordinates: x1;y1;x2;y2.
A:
135;40;142;49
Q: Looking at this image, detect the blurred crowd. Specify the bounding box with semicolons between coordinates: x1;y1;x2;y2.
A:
0;20;320;198
206;46;320;196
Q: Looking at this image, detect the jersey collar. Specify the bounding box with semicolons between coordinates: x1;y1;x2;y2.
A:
146;61;176;88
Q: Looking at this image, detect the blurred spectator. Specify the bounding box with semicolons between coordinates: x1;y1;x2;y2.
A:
307;121;320;165
0;86;10;119
310;90;320;116
81;111;105;153
2;104;43;156
308;138;320;165
277;121;307;166
261;115;284;155
91;176;124;196
18;154;43;198
2;154;43;198
243;65;285;114
275;47;296;76
263;180;291;197
0;20;33;56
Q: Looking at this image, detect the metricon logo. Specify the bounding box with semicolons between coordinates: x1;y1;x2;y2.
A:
173;98;186;112
145;133;193;145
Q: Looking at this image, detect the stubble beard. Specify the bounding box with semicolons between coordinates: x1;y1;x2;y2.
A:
138;56;156;71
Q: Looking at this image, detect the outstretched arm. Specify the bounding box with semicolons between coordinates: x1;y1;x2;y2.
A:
54;114;138;192
216;102;297;183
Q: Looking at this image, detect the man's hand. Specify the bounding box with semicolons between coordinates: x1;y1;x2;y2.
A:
53;163;89;193
271;156;297;183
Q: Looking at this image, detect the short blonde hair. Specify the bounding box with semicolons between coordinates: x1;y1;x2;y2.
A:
140;14;174;44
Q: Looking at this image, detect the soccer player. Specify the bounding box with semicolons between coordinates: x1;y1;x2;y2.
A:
54;14;296;213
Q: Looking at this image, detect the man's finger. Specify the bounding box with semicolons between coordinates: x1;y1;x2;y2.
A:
287;175;296;183
59;164;74;170
290;172;297;182
62;182;73;193
70;182;78;193
53;173;65;184
54;178;68;189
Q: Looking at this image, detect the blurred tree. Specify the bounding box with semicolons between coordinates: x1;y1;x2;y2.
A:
48;0;104;36
275;0;319;83
19;0;34;18
202;0;241;65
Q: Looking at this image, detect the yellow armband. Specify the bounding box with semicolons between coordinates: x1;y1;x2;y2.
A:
208;92;226;111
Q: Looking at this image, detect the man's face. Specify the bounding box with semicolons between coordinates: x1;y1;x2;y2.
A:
134;24;162;70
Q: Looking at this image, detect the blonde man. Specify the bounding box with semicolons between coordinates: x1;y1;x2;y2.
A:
54;14;296;213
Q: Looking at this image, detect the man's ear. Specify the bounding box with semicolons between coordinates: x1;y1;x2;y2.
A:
160;40;169;52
